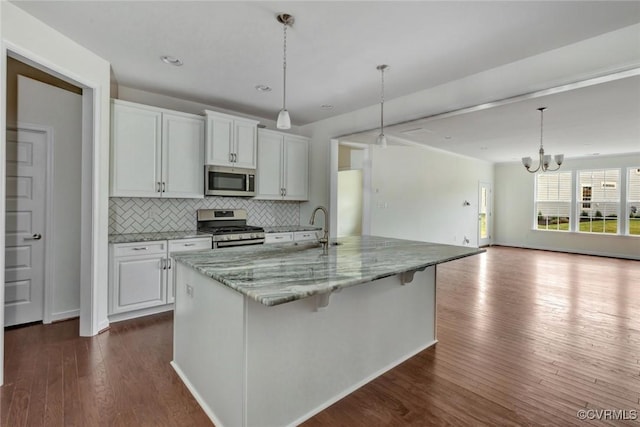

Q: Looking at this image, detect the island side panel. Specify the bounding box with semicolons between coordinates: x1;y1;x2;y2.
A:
172;263;245;427
244;267;437;427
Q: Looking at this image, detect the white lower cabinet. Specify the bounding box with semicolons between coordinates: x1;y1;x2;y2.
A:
109;237;211;319
264;230;319;244
167;238;212;303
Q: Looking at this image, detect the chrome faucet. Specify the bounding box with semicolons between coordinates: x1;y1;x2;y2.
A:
309;206;329;254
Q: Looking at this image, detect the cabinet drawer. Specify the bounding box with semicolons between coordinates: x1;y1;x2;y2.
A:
113;241;166;257
264;233;294;244
169;238;212;253
294;231;319;242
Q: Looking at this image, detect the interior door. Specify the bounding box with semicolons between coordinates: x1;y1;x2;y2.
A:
478;181;492;247
5;128;47;326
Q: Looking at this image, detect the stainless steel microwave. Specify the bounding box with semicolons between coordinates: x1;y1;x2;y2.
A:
205;165;256;197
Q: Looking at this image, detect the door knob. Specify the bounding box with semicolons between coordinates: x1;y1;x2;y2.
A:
24;233;42;241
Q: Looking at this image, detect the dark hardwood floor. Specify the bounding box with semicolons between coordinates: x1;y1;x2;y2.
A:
2;247;639;426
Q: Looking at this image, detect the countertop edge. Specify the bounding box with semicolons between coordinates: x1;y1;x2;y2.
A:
174;241;485;307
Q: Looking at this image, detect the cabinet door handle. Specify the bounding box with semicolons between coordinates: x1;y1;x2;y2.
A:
229;153;233;163
283;188;287;197
132;247;148;251
157;182;161;192
162;182;166;192
167;258;172;269
233;153;237;162
161;259;166;270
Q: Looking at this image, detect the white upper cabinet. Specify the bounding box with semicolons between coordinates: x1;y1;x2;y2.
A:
204;110;258;169
283;135;309;201
256;129;309;201
110;99;204;198
110;101;162;197
162;113;205;198
256;130;284;199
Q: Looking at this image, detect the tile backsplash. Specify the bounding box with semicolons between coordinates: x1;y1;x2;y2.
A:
109;197;300;234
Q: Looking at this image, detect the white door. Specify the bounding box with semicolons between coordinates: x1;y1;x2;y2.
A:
5;128;47;326
478;181;492;247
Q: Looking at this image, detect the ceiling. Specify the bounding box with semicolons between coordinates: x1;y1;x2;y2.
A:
342;73;640;162
12;1;640;163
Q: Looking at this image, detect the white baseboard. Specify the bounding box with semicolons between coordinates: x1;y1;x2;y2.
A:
49;309;80;323
289;339;438;427
171;361;226;427
108;304;173;324
98;318;110;333
492;241;640;260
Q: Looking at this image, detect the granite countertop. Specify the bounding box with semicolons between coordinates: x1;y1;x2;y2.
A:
173;235;484;307
109;230;212;244
262;225;322;233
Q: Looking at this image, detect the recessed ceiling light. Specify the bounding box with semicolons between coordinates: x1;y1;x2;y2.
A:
161;55;183;66
444;135;453;140
320;104;334;110
480;146;488;150
255;84;272;92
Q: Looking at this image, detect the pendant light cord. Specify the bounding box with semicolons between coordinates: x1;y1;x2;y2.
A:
282;23;287;110
539;107;544;149
380;67;385;135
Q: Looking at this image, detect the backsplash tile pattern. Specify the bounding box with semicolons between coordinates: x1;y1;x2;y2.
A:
109;197;300;234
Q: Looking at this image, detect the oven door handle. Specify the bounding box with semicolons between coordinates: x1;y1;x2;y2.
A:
215;238;265;248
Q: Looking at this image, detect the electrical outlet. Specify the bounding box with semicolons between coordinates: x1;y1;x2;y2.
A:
186;284;194;297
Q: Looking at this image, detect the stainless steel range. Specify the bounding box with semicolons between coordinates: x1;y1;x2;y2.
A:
197;209;265;248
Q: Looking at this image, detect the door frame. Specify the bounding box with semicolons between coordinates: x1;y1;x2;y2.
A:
1;41;103;384
478;181;492;247
329;139;372;239
7;123;55;324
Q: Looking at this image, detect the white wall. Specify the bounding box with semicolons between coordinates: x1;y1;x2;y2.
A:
117;85;302;134
495;154;640;259
370;146;493;247
298;23;640;234
1;2;112;340
17;76;82;320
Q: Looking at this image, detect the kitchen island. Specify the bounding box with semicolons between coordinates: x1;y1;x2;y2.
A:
172;235;483;427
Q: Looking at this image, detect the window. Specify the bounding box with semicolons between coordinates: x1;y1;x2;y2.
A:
535;172;571;231
581;185;592;209
577;169;620;234
628;167;640;236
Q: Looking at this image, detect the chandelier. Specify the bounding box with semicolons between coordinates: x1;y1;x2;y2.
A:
522;107;563;173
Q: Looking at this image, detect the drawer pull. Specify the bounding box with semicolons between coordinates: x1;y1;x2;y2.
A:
184;243;196;247
275;236;283;240
132;247;148;251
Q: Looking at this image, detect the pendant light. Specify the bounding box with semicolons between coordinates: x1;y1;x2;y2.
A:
376;65;389;148
522;107;564;173
276;13;294;129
